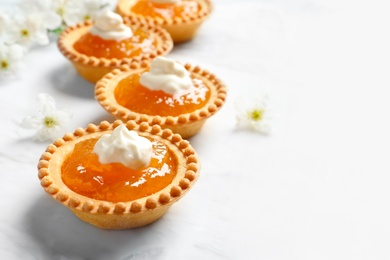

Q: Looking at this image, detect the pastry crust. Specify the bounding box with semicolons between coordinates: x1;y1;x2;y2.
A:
95;62;227;139
57;17;173;83
116;0;213;43
38;120;200;229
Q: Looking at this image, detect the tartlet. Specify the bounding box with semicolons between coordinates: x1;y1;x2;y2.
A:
37;120;200;229
95;61;227;139
116;0;213;43
58;16;173;83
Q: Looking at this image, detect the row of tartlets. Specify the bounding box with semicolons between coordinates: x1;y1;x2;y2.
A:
38;0;226;229
59;0;212;82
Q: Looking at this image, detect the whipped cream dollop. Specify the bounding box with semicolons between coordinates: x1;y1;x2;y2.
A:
150;0;179;4
90;10;133;41
93;125;152;170
139;56;194;95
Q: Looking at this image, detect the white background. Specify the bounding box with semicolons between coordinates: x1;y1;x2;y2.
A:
1;0;390;259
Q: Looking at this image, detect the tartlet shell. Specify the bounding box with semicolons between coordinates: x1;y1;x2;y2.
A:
95;62;227;139
38;120;200;229
57;17;173;83
116;0;213;43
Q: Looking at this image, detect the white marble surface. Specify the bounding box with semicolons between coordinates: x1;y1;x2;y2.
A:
1;0;390;259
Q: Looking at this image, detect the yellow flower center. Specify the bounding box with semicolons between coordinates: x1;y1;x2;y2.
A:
44;116;58;128
1;60;8;70
21;29;29;37
249;109;264;121
57;7;64;17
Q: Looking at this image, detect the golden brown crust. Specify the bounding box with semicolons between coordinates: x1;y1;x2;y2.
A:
57;18;173;83
95;63;227;139
37;120;200;229
116;0;213;43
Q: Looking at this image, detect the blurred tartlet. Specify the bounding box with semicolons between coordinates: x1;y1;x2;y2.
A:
58;10;173;83
38;120;200;229
116;0;212;43
95;57;227;138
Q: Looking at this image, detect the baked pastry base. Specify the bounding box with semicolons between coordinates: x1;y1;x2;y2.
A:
163;20;204;44
58;19;173;83
95;63;227;139
73;62;114;83
71;203;171;229
38;121;200;229
116;0;213;43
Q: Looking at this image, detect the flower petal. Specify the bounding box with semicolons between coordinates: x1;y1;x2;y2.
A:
34;125;61;141
254;121;271;134
235;94;272;135
51;109;73;126
37;93;56;115
20;116;42;129
8;44;27;61
33;30;50;45
42;12;62;30
63;11;82;26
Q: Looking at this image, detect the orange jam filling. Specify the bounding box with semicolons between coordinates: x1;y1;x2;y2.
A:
130;0;200;20
73;29;156;59
61;137;177;203
114;72;210;116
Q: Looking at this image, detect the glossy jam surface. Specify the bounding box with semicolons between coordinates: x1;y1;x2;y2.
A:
114;73;210;116
130;0;199;20
61;137;177;202
73;29;156;59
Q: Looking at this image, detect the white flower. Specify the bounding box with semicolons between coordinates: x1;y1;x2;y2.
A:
0;14;9;41
19;1;62;31
235;95;272;134
29;0;68;27
0;42;26;79
64;0;114;26
20;93;72;142
8;15;50;47
0;13;19;44
20;0;69;39
2;1;61;47
32;0;68;28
